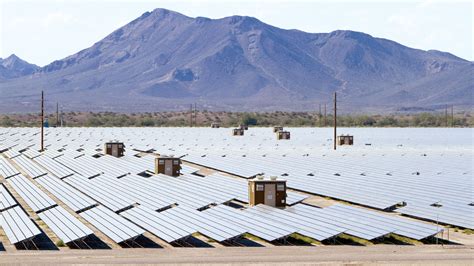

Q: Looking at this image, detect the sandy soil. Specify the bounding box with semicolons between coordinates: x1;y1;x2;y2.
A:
1;245;473;265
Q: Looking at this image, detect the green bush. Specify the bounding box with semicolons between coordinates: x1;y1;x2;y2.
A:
56;240;65;247
241;114;258;125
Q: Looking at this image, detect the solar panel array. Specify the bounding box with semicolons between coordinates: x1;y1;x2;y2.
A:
0;127;471;249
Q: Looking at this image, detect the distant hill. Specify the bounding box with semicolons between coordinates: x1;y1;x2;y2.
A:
0;8;472;113
0;54;39;80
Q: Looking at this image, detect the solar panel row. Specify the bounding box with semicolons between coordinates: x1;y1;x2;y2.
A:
121;205;196;243
0;184;17;211
243;205;344;241
0;206;41;244
36;175;97;213
288;204;441;240
12;155;47;179
38;206;93;243
161;206;246;242
80;206;144;243
203;204;294;241
7;174;57;213
0;156;20;178
33;156;75;179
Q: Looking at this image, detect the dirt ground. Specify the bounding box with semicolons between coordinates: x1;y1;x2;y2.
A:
0;245;472;265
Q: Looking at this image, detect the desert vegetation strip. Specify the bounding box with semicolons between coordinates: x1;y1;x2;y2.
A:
0;111;472;127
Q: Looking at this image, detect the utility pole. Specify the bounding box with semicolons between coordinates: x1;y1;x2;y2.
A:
451;105;454;127
333;92;337;151
189;104;193;127
324;104;327;127
60;107;64;127
40;91;44;152
56;102;59;127
445;105;448;127
318;104;322;127
194;103;197;127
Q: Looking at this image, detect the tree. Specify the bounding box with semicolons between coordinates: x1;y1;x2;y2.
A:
1;116;14;127
242;114;257;125
140;118;155;127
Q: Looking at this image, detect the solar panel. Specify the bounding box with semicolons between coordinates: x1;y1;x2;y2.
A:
204;204;295;241
0;184;17;212
22;149;42;159
89;175;173;211
326;204;442;240
153;174;233;207
33;156;75;179
244;204;344;241
180;164;200;174
119;174;221;210
55;155;101;179
0;156;20;178
80;206;144;243
0;206;41;244
0;143;18;155
64;175;135;212
36;175;97;213
98;155;148;175
161;206;246;242
38;206;94;243
287;204;387;240
4;148;21;159
75;156;129;178
398;203;474;230
12;155;47;179
121;205;196;243
7;174;57;213
121;154;155;172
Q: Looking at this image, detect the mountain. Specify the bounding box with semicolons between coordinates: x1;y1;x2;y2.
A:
0;54;39;80
0;8;472;113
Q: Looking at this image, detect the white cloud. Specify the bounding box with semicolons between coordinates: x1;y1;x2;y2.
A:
387;14;415;29
41;12;77;27
417;0;436;9
10;17;28;27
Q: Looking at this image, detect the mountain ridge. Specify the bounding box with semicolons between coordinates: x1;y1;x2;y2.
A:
0;8;471;113
0;54;40;80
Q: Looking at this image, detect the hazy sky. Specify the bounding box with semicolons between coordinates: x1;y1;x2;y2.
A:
0;0;472;66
